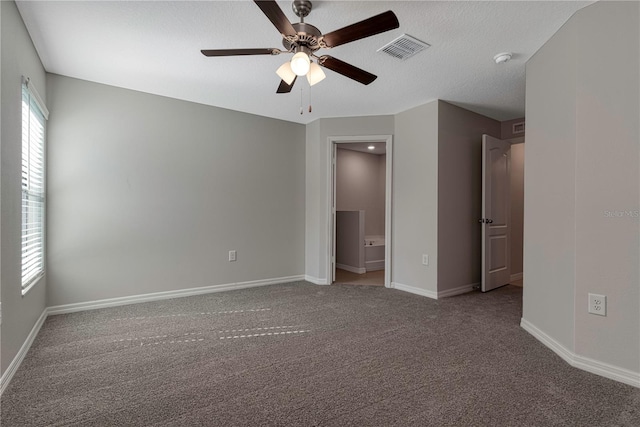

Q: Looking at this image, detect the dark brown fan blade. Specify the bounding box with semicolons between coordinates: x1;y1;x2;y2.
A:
276;76;297;93
201;48;279;57
321;11;399;48
318;56;377;85
254;0;297;37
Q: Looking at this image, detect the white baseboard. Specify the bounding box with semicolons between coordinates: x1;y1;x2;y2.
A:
391;282;438;300
520;318;574;364
365;260;384;272
521;318;640;388
394;282;475;300
438;283;478;299
1;309;48;395
304;275;329;285
47;275;305;315
573;354;640;388
336;264;366;274
510;272;523;281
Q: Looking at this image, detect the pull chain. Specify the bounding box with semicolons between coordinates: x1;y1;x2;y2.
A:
299;87;303;115
298;83;313;115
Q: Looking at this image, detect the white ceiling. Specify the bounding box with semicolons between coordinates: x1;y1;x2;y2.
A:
17;1;592;125
338;142;386;154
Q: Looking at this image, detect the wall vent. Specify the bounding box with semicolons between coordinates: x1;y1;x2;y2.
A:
377;34;430;60
512;122;526;134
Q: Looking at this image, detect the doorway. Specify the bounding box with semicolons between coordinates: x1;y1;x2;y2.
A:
327;135;393;287
509;140;525;287
480;134;524;292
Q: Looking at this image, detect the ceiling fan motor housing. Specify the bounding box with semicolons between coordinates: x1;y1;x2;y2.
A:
283;22;321;52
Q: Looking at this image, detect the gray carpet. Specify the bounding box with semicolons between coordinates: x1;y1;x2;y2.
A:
2;282;639;426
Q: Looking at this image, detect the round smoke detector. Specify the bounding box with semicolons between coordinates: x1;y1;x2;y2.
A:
494;52;512;64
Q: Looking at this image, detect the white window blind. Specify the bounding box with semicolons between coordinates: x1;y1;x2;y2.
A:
21;78;48;294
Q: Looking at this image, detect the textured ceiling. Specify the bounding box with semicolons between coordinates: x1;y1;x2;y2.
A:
17;1;592;125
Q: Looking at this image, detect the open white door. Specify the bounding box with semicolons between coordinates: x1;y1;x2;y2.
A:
481;135;511;292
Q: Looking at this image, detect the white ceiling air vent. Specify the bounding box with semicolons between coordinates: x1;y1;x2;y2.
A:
377;34;430;60
512;122;525;134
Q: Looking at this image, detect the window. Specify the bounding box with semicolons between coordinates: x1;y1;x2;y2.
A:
21;78;48;294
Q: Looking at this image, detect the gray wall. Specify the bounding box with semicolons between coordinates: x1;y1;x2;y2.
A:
524;12;578;351
304;119;321;281
1;0;48;376
46;74;306;306
305;102;512;296
510;143;524;276
305;116;394;283
524;1;639;373
393;101;439;293
437;101;501;293
336;148;385;237
571;1;639;372
377;154;386;226
335;211;364;271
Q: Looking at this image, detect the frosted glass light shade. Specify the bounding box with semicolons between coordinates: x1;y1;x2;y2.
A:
290;52;310;76
276;62;296;85
306;62;326;86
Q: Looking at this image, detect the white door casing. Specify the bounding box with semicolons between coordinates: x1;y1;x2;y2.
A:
327;135;393;287
481;134;511;292
331;143;337;283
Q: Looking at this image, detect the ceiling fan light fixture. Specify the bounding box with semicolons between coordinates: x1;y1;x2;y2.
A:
306;62;326;86
291;51;311;76
276;62;296;85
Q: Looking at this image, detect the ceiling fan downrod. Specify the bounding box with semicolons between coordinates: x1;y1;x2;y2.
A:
292;0;312;23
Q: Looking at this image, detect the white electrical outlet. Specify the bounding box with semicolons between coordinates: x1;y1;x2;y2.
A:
229;250;237;262
422;254;429;266
588;293;606;316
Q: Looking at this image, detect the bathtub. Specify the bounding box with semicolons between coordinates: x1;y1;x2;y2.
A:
364;236;385;272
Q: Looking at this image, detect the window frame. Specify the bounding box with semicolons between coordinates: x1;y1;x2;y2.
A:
21;76;48;295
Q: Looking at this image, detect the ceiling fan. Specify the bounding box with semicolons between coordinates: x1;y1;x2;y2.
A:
201;0;399;93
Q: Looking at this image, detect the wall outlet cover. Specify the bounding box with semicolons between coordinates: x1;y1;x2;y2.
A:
588;293;606;316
